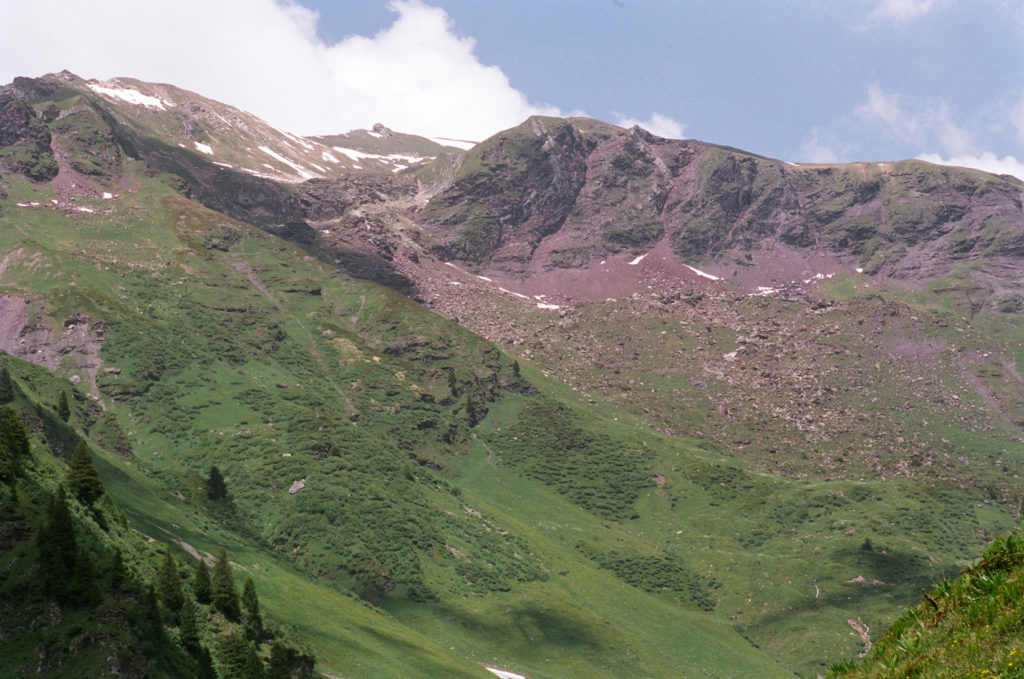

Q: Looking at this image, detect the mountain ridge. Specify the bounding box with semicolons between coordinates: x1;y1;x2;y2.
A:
3;70;1024;678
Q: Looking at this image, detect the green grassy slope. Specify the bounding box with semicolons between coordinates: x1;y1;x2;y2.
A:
7;74;1024;678
827;529;1024;679
1;161;793;677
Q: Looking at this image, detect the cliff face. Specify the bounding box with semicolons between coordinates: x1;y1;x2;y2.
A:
422;116;592;272
419;118;1024;302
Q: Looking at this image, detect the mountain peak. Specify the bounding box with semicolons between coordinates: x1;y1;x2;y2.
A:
371;122;394;138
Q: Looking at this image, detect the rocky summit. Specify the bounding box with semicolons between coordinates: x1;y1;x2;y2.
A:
2;71;1024;679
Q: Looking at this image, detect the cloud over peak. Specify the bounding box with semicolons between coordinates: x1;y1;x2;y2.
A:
612;112;686;139
0;0;557;140
864;0;947;25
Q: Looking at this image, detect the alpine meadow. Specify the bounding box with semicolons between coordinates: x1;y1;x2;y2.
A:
3;71;1024;679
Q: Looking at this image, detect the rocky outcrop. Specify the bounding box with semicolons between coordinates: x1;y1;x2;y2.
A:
0;88;58;181
417;119;1024;299
423;116;590;273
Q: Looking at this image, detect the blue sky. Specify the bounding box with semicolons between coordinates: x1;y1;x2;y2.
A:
3;0;1023;177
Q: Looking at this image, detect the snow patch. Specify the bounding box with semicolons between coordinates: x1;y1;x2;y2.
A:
213;161;234;168
427;136;477;151
628;253;648;266
684;264;720;281
486;669;527;679
331;146;430;166
333;146;375;161
537;303;560;310
193;141;213;155
856;267;864;274
321;150;340;164
499;287;530;300
102;192;113;199
75;206;95;213
88;83;168;109
752;286;780;296
475;275;493;282
282;130;315;150
259;146;317;179
802;272;836;284
367;130;383;139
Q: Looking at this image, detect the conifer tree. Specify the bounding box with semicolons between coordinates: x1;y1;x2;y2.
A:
194;557;212;604
37;484;77;600
218;631;262;679
57;390;70;422
141;583;164;641
207;465;227;501
179;597;201;653
241;576;263;642
0;363;14;403
267;643;291;679
68;440;104;506
0;406;30;482
71;547;101;606
109;547;125;590
156;549;184;614
196;646;218;679
212;547;240;620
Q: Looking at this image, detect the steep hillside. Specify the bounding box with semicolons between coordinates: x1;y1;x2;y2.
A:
417;118;1024;306
827;529;1024;679
4;71;1024;678
0;355;316;679
0;86;795;677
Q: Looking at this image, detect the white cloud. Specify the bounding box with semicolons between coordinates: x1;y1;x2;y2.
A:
844;84;1024;179
864;0;946;25
855;85;908;134
917;152;1024;182
1012;94;1024;147
855;84;973;156
798;131;841;164
612;112;685;139
0;0;559;140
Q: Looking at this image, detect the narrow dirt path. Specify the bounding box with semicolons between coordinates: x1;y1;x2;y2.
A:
847;618;872;657
231;259;355;414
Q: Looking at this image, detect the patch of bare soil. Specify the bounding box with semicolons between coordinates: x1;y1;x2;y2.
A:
0;295;106;403
847;618;872;657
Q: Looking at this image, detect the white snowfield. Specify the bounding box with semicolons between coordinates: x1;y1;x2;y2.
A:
331;146;432;167
427;136;477;150
88;83;169;110
485;668;527;679
684;264;720;281
258;146;317;180
628;253;648;265
193;141;213;155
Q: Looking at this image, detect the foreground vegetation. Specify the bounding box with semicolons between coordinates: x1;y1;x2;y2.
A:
829;530;1024;679
4;73;1024;678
